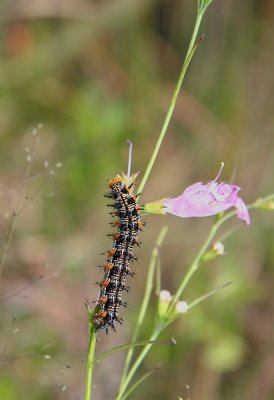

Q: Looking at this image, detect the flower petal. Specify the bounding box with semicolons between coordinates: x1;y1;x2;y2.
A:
235;197;251;225
163;175;250;224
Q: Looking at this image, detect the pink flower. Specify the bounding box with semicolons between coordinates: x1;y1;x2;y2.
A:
163;163;250;225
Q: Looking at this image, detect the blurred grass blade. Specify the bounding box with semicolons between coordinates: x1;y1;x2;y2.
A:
188;281;233;310
120;365;161;400
155;250;162;296
95;338;176;362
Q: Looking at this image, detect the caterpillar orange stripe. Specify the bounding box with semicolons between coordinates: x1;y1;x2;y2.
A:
93;173;142;333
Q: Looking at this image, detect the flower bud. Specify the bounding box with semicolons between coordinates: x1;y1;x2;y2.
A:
176;301;188;314
203;241;225;261
158;290;172;318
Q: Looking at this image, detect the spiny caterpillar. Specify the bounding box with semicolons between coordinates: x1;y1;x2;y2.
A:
93;172;142;333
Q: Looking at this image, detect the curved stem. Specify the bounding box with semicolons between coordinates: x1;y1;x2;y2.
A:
137;13;203;197
116;324;164;400
167;212;234;314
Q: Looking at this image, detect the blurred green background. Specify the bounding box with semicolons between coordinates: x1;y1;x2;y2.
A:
0;0;274;399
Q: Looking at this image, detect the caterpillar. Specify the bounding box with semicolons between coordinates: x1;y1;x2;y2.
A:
93;172;142;333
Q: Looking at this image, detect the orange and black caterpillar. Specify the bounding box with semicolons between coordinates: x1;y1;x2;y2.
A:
93;174;142;333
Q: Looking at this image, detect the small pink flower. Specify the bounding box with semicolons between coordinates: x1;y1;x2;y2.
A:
163;163;250;225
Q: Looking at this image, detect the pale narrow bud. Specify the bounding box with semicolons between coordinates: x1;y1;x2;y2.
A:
159;290;172;302
213;242;225;255
158;290;172;318
176;301;188;314
203;241;225;261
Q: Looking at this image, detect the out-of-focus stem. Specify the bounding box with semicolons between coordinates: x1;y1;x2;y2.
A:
119;227;168;388
84;324;97;400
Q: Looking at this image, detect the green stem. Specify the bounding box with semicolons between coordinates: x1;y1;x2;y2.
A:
116;212;239;398
137;13;203;197
121;368;157;400
116;192;272;399
252;193;274;209
117;7;211;398
167;212;233;314
165;193;274;317
84;327;97;400
116;324;164;400
119;227;168;388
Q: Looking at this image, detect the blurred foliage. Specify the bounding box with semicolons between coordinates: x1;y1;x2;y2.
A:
0;0;274;399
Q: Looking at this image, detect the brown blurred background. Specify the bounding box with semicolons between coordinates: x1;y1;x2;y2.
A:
0;0;274;399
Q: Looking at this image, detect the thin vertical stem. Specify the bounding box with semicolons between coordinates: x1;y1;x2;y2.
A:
117;8;208;398
87;3;217;399
137;13;203;197
119;227;168;388
84;327;97;400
